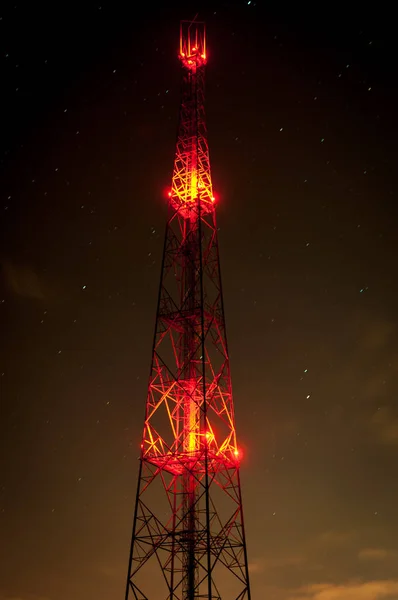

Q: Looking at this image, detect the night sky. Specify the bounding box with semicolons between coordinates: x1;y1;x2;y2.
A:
1;3;398;600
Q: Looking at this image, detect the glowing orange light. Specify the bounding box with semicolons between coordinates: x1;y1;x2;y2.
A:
205;431;214;444
188;400;198;452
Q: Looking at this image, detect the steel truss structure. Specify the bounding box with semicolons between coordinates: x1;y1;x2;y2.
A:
125;20;251;600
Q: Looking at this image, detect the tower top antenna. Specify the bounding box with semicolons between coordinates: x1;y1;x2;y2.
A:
179;19;206;69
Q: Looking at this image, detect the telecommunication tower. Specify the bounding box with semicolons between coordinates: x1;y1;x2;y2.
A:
125;20;251;600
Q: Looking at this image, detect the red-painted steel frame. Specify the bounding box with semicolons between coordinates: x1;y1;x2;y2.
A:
125;21;251;600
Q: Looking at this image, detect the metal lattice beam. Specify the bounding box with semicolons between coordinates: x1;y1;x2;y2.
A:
125;20;251;600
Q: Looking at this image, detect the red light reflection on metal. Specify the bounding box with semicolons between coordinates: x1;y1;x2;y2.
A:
125;19;251;600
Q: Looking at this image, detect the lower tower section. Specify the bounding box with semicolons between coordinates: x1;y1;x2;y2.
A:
124;20;251;600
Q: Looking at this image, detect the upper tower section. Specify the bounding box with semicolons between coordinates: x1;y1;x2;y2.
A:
169;19;215;217
179;20;207;70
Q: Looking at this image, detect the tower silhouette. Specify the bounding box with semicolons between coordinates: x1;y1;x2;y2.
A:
125;20;251;600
